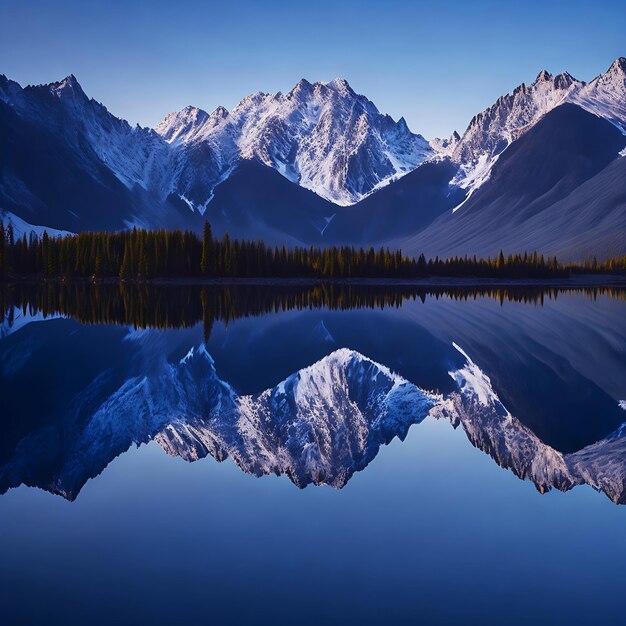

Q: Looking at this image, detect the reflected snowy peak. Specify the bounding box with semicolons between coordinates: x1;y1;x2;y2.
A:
2;340;626;503
441;345;626;503
0;347;436;498
157;348;435;487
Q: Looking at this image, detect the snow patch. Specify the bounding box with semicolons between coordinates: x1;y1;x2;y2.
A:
451;153;500;212
1;211;74;239
179;194;196;213
1;308;65;338
180;344;213;365
449;342;509;413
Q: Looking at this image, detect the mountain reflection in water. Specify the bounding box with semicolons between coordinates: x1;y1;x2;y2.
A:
1;283;625;503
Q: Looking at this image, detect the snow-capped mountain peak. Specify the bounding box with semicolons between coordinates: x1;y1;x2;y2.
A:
326;77;355;96
534;69;553;82
211;105;229;119
154;76;433;205
447;65;587;198
155;105;211;143
0;74;23;105
396;116;410;131
448;56;626;204
569;57;626;132
5;341;626;504
453;66;582;158
10;74;175;196
606;56;626;78
48;74;85;99
1;58;625;232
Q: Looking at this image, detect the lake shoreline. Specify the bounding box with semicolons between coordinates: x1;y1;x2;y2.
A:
2;274;626;289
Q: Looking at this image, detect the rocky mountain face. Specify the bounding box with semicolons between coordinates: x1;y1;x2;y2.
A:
569;56;626;132
0;74;172;194
434;57;626;198
0;72;432;230
156;348;435;487
393;57;626;260
446;70;582;192
399;104;626;260
441;365;626;503
0;73;196;232
430;130;460;155
0;346;437;498
155;78;432;207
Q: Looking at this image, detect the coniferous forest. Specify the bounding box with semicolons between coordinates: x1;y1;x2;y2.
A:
1;221;625;281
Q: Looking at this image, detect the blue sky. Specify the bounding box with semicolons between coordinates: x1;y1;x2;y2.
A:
1;0;624;138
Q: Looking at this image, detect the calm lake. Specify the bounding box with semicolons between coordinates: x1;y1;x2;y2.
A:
1;283;626;625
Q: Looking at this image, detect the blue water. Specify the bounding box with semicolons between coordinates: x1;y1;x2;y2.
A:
1;288;625;625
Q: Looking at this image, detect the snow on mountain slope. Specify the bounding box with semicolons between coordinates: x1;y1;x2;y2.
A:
1;60;625;237
0;307;64;340
569;57;626;133
155;78;433;206
3;73;431;212
430;130;460;156
399;104;626;261
441;58;626;202
0;74;173;194
441;345;626;503
0;347;438;497
0;210;74;239
439;344;575;494
0;74;205;232
447;69;582;195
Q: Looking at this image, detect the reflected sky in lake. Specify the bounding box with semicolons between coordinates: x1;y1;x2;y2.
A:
1;285;626;625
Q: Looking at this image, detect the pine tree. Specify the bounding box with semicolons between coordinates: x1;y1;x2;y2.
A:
200;221;214;276
496;249;505;271
119;237;132;280
41;231;51;276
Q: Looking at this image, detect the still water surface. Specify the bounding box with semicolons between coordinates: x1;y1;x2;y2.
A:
1;285;625;625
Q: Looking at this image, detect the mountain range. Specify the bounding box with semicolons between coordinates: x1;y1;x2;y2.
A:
1;57;625;260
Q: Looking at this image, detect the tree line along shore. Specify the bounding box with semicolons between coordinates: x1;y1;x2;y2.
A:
1;221;625;281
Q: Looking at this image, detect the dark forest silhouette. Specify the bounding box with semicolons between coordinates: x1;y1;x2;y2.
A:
1;221;625;281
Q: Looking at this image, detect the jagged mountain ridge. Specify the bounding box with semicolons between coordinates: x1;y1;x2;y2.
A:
446;69;582;192
437;57;626;197
399;104;626;260
155;77;433;206
569;57;626;133
157;56;626;208
0;71;434;231
0;73;196;232
0;58;625;255
0;347;438;498
0;74;172;194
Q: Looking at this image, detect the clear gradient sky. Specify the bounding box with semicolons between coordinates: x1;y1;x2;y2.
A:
1;0;624;139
